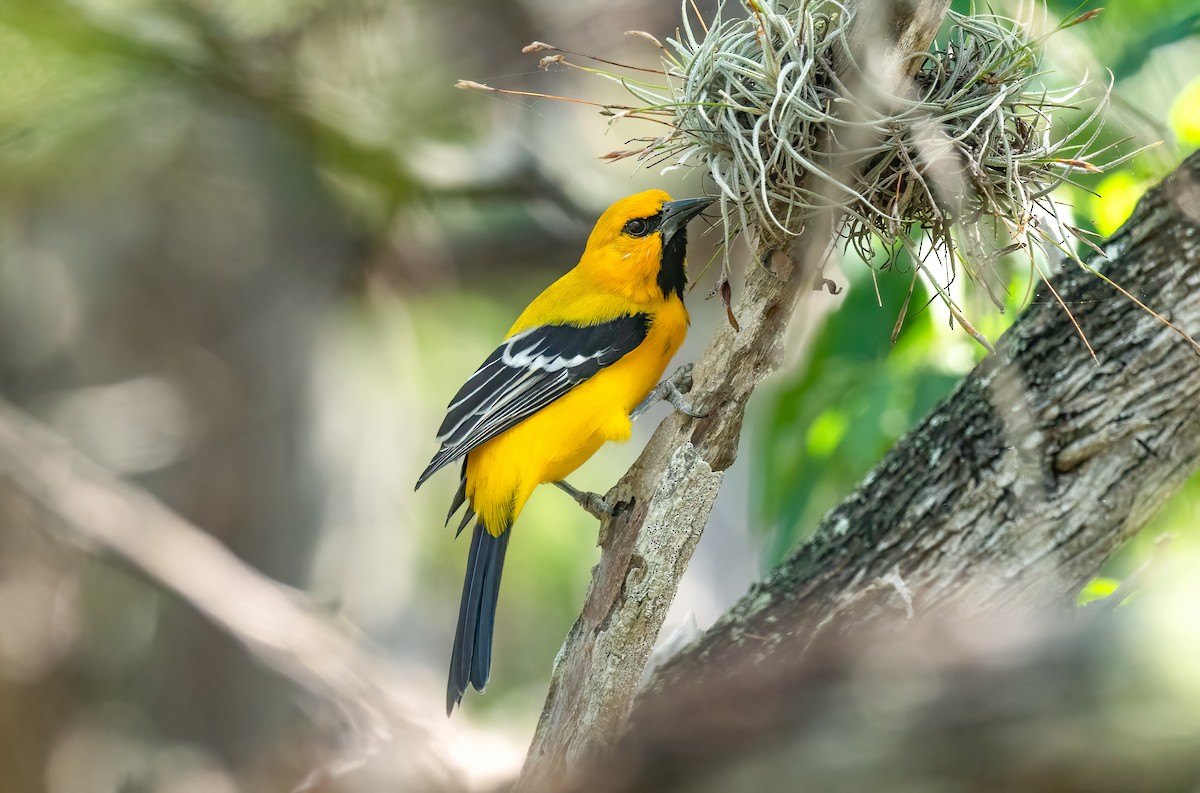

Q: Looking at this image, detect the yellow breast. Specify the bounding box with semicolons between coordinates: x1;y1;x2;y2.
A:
465;297;688;534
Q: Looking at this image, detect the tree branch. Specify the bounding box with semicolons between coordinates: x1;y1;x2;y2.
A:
571;605;1200;793
516;1;953;788
639;150;1200;704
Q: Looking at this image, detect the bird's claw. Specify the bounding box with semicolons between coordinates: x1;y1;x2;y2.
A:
665;363;694;393
578;491;618;519
555;480;621;520
655;364;706;419
660;376;706;419
632;364;706;421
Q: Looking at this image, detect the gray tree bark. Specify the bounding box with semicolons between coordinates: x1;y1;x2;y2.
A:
640;150;1200;704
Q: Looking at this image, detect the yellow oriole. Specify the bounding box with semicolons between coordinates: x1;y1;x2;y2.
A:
416;189;712;713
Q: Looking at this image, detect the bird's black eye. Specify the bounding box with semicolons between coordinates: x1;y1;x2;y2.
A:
623;217;651;237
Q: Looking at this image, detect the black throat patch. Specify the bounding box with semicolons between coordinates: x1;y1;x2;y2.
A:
658;227;688;300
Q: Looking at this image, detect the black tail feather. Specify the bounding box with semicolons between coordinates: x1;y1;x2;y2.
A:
470;526;509;690
447;523;510;714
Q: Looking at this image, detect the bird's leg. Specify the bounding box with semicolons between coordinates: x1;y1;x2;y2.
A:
631;363;706;421
557;365;702;521
554;480;618;519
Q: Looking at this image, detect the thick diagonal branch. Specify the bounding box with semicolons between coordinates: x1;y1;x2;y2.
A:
637;151;1200;706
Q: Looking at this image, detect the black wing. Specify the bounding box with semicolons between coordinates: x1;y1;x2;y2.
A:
416;313;650;488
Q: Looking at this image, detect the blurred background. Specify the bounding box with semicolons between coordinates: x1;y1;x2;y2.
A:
0;0;1197;790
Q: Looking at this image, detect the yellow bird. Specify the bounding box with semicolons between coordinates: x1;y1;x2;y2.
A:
416;189;712;713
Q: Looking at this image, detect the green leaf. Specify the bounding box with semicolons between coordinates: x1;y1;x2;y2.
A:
1077;576;1121;606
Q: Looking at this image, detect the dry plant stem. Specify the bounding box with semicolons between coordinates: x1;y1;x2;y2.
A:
640;151;1200;704
0;400;445;778
515;0;953;789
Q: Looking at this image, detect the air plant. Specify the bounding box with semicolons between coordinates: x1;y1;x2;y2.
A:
459;0;1189;355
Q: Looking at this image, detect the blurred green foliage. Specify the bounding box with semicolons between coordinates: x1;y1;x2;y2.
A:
757;265;961;564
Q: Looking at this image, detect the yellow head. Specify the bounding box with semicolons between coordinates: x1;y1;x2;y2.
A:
577;189;713;304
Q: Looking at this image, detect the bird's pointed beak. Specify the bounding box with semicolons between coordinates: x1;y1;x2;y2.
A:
659;196;714;242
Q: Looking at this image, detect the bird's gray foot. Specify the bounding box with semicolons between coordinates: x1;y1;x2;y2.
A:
554;480;618;519
631;363;706;421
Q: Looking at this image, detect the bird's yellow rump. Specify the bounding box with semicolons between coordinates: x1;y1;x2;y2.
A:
416;189;712;713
